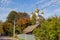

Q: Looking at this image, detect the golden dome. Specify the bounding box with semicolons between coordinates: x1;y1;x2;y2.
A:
35;8;39;13
41;11;44;14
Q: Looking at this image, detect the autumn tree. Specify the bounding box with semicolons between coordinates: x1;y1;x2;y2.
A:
16;12;30;33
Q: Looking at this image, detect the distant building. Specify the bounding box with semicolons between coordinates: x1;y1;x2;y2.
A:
17;8;45;40
23;8;45;34
30;8;44;24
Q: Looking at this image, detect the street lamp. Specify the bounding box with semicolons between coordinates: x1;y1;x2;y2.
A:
13;20;15;37
13;16;16;37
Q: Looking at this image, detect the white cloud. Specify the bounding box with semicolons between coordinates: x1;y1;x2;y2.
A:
40;0;60;18
0;0;11;7
1;0;10;3
0;7;11;21
53;8;60;13
0;0;20;22
36;0;45;4
0;0;11;21
44;12;56;19
0;7;18;22
44;8;60;19
1;0;6;3
41;0;60;9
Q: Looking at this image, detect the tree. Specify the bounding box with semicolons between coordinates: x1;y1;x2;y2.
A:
0;21;4;35
33;16;59;40
30;13;36;25
16;13;30;33
3;21;13;36
5;11;30;35
56;16;60;40
7;11;17;24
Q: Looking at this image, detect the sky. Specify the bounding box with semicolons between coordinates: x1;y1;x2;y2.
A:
0;0;60;22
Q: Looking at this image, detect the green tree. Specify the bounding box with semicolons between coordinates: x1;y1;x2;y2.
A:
0;21;4;35
56;16;60;40
7;11;17;24
33;16;59;40
3;22;13;36
30;13;36;25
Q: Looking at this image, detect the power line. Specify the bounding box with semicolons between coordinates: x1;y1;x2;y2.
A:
41;0;60;10
30;0;60;10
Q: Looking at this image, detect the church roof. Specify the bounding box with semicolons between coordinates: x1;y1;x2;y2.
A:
35;8;39;13
38;15;45;20
23;24;39;34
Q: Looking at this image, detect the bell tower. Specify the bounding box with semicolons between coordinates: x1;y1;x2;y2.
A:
41;11;44;16
35;7;39;24
35;8;39;17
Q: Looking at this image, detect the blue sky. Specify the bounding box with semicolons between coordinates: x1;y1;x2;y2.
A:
0;0;60;22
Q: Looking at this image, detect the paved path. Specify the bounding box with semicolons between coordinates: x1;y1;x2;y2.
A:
0;36;18;40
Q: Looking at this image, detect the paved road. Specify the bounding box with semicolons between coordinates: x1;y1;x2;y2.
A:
0;37;12;40
0;36;18;40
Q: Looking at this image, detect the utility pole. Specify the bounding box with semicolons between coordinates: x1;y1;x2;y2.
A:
13;15;16;37
13;20;15;37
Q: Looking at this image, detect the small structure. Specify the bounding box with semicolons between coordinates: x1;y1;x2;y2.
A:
17;34;35;40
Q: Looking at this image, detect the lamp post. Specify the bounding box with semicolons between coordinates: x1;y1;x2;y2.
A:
13;16;16;37
13;20;15;37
